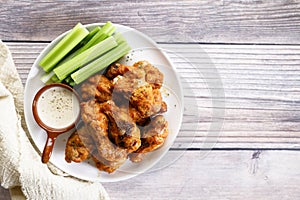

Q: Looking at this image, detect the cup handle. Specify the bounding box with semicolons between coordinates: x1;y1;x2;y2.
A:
42;131;60;163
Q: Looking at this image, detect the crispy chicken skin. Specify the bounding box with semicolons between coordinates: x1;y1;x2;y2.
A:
100;100;141;152
81;100;128;165
133;61;163;89
65;127;91;163
92;155;123;173
109;61;165;119
129;85;167;118
107;61;163;89
130;115;168;162
130;84;154;118
105;63;133;79
80;74;113;102
120;104;151;126
112;74;147;100
160;101;167;113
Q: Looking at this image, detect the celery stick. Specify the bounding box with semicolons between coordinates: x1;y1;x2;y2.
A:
71;42;131;84
92;33;109;45
57;26;102;65
65;76;72;83
39;23;89;72
91;26;115;45
65;76;75;86
107;27;116;36
54;36;118;80
40;71;55;84
51;74;62;83
69;80;75;87
81;26;101;46
113;32;126;44
40;72;61;84
76;22;115;55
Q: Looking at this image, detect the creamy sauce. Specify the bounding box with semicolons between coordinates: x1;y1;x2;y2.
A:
37;86;80;129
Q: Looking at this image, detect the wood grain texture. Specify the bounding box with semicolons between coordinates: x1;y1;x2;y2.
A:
2;150;300;199
103;150;300;200
1;0;300;44
5;42;300;148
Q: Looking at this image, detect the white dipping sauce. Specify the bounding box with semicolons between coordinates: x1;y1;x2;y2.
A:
37;86;80;129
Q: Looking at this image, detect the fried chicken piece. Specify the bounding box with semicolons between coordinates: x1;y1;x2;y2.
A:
80;74;113;102
130;115;168;162
130;84;154;118
125;101;166;127
160;101;167;113
112;75;147;100
109;62;147;100
117;87;166;125
92;154;123;174
152;88;165;114
100;100;141;152
129;85;166;118
107;61;163;92
133;61;163;89
121;105;151;126
105;63;133;79
65;126;91;163
112;75;140;99
81;100;128;165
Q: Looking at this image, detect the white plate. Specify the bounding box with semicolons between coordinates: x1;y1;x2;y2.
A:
24;23;183;182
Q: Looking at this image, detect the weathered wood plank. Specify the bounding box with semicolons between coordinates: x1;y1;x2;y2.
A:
1;0;300;44
5;42;300;148
2;150;300;199
103;150;300;200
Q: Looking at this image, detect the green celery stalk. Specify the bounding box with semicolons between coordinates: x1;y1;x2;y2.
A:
113;32;127;44
80;26;101;46
91;27;115;45
64;76;75;86
76;22;115;55
54;36;118;80
40;71;55;84
69;79;75;87
65;76;72;83
50;74;62;83
71;42;131;84
59;26;102;64
39;23;89;72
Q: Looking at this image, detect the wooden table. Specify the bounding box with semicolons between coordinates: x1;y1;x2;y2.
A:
1;1;300;199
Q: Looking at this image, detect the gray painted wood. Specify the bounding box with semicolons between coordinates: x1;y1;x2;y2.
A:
103;150;300;200
3;150;300;199
1;0;300;44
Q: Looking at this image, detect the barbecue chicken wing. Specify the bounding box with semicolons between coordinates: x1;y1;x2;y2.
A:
65;126;91;163
100;100;141;152
81;100;128;170
80;74;113;102
105;63;134;79
108;62;166;118
130;115;168;162
129;85;167;118
107;61;163;89
119;104;151;126
133;60;163;89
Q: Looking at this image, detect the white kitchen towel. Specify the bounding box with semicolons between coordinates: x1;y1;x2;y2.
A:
0;40;110;200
